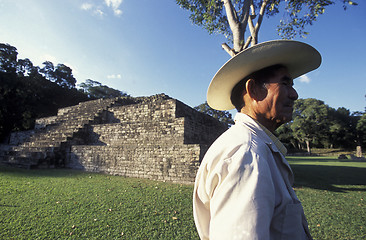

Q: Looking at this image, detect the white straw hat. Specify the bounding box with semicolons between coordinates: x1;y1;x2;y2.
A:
207;40;322;110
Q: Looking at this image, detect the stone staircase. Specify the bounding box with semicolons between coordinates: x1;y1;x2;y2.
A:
2;97;124;168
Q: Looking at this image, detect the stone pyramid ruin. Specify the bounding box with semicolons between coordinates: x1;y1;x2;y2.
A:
0;94;227;183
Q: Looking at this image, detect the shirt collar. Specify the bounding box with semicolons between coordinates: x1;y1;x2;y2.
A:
234;113;288;156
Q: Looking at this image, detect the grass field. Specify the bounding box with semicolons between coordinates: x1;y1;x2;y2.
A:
1;156;365;239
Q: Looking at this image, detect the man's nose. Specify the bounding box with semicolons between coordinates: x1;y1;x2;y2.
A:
289;87;298;100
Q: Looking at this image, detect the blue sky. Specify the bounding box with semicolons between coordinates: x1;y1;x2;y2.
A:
0;0;365;113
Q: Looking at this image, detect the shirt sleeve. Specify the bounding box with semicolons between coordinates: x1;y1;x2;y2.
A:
206;148;276;240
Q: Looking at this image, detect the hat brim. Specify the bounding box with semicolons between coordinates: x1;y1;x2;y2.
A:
207;40;322;110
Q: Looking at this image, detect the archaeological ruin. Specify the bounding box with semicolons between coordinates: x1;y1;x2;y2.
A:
0;94;227;184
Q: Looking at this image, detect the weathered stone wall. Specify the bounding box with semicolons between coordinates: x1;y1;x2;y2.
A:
3;94;227;183
35;116;57;129
64;95;226;183
9;130;35;145
68;144;206;184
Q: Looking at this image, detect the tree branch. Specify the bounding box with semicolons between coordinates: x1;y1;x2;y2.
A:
222;0;238;29
248;0;256;44
221;43;236;57
243;36;252;49
222;0;243;53
252;0;269;45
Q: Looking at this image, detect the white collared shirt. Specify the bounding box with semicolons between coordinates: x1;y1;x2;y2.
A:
193;113;311;240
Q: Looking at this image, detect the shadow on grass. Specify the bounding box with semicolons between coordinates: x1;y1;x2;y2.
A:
0;165;86;178
291;164;366;193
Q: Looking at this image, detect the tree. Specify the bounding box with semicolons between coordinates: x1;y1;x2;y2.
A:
0;43;90;141
275;122;297;150
40;62;76;88
356;113;366;149
54;64;76;89
327;107;358;149
176;0;358;56
194;101;234;126
78;79;129;99
0;43;18;73
40;61;56;81
16;58;40;77
291;98;330;154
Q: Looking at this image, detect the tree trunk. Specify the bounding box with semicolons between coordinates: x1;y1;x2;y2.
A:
297;142;302;150
356;145;362;157
306;140;311;155
221;0;268;56
222;0;244;54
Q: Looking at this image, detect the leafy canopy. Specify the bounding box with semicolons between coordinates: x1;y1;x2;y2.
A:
176;0;358;55
194;101;234;126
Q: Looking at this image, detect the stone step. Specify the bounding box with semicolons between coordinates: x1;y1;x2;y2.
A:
2;97;120;168
11;146;59;153
20;141;63;148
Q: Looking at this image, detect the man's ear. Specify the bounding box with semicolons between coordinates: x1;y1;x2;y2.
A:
245;78;266;101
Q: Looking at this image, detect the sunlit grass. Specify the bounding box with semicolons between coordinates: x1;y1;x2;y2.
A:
0;167;198;239
289;157;366;239
1;156;365;239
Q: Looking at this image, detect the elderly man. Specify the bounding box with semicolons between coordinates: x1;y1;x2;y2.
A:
193;40;321;240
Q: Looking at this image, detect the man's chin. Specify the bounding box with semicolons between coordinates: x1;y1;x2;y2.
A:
277;115;292;125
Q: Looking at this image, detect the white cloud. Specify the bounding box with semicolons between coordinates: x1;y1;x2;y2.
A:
81;2;105;17
104;0;123;16
81;1;122;17
94;8;105;17
298;74;311;84
81;3;93;11
107;74;122;79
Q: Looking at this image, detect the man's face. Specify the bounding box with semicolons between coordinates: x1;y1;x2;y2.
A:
255;67;298;127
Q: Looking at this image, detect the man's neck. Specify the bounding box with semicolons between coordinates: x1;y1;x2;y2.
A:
240;109;278;133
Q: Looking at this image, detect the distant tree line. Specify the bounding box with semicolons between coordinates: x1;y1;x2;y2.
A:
0;43;128;142
276;98;365;153
196;98;366;153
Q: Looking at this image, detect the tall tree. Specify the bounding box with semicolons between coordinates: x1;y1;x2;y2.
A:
327;107;358;149
356;113;366;149
78;79;129;99
194;101;234;126
0;43;18;73
54;64;76;89
16;58;40;77
176;0;358;56
0;43;90;141
291;98;330;154
40;61;56;81
40;62;76;88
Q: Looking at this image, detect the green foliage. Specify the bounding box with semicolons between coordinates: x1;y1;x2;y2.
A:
176;0;229;38
0;43;92;141
0;43;18;72
291;98;330;150
0;71;89;140
194;101;234;126
40;61;76;89
356;113;366;146
276;98;364;152
79;79;129;99
176;0;358;41
0;42;133;141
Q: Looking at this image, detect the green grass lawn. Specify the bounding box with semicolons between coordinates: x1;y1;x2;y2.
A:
288;156;366;239
1;156;366;239
0;167;198;239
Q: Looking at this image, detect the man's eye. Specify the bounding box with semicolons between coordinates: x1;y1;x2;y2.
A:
282;81;294;87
